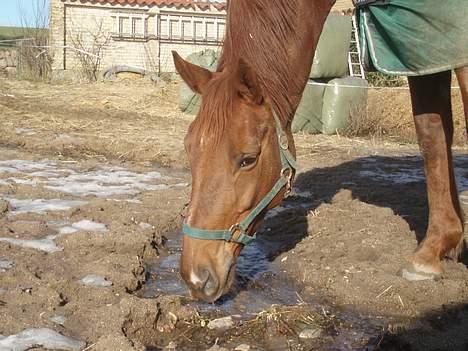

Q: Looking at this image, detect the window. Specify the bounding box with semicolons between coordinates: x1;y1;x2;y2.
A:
113;13;147;40
194;20;204;41
170;19;181;39
158;13;225;43
206;20;216;41
182;19;192;40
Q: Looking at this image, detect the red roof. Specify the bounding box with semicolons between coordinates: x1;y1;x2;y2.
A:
67;0;227;10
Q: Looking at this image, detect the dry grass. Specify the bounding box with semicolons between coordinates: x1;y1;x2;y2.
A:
344;88;466;145
0;78;192;166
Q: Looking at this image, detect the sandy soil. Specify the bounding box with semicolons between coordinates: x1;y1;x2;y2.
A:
0;77;467;351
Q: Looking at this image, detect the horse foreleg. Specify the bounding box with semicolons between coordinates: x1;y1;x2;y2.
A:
455;66;468;136
401;71;464;281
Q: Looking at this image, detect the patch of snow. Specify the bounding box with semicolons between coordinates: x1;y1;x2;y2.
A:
7;198;87;214
69;219;107;232
0;160;56;173
0;237;61;253
58;226;79;235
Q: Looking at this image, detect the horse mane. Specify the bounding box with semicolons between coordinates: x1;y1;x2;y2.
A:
191;0;301;142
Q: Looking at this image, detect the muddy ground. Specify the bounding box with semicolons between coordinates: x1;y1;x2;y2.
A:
0;77;467;351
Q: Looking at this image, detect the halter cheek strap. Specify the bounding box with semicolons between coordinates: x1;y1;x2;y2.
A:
182;112;296;245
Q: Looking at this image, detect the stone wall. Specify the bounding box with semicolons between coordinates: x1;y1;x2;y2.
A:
0;49;18;77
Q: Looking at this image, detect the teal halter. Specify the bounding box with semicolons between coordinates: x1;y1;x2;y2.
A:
182;112;297;245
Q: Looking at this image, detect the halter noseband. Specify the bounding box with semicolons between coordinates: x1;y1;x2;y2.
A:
182;111;297;245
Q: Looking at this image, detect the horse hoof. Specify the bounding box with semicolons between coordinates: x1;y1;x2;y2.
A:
398;263;441;282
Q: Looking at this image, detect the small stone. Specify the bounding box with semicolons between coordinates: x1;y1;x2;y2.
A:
0;288;7;294
139;222;152;230
207;316;234;330
0;200;9;214
206;344;229;351
80;274;113;287
49;315;66;325
0;258;13;272
234;344;251;351
299;327;323;339
163;341;178;350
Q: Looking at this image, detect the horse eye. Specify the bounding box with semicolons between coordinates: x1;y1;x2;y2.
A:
239;155;257;168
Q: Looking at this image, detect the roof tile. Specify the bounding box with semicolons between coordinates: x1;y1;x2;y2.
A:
68;0;226;10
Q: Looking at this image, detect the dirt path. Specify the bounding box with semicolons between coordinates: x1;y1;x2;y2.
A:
1;78;468;351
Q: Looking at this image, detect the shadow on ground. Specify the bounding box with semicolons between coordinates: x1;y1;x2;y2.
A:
366;303;468;351
260;154;468;264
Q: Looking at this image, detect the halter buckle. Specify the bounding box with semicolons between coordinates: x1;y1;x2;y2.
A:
281;167;293;195
228;223;241;242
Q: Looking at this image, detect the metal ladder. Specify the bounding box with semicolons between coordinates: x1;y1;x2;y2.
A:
348;15;365;78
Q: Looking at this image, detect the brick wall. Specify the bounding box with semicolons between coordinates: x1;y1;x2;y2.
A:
49;0;226;73
49;0;65;70
0;49;18;77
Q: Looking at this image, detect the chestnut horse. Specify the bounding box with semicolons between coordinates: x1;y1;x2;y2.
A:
172;0;468;302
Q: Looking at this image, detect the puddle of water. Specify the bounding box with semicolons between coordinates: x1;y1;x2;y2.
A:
144;232;304;316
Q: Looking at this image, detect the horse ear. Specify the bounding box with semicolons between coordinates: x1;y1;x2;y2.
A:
238;59;264;105
172;51;213;94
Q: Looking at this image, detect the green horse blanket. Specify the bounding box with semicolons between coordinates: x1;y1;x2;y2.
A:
356;0;468;76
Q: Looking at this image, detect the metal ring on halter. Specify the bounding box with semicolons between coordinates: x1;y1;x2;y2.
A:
278;133;289;150
228;223;241;241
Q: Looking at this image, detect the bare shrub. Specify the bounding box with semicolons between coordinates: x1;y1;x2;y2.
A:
69;20;111;82
343;103;385;139
367;72;406;88
16;0;52;81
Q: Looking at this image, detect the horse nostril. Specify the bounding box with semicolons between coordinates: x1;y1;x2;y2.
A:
203;271;219;297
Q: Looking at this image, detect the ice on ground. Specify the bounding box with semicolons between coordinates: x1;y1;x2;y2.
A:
80;274;113;287
57;220;107;235
15;128;37;136
45;168;172;197
0;258;13;272
67;220;107;232
0;288;6;294
0;159;183;198
0;219;108;253
0;328;85;351
1;178;38;186
58;226;79;235
0;237;61;253
0;160;56;174
6;199;88;214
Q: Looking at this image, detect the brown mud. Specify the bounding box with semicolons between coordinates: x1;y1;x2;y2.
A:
1;78;468;351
